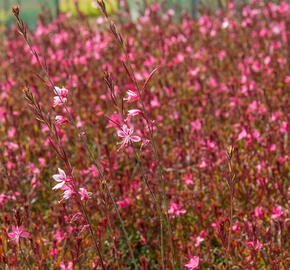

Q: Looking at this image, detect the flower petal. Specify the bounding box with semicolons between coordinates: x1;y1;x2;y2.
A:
58;168;66;178
53;174;62;182
131;136;141;142
21;232;29;238
122;124;128;134
117;130;126;137
7;233;16;238
52;182;65;190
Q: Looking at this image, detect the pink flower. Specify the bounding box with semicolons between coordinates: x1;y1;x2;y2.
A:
70;212;82;223
254;207;264;219
237;129;248;141
53;230;66;244
60;261;73;270
183;173;194;185
52;168;71;190
117;124;141;150
198;160;208;168
247;240;263;250
8;225;29;243
53;86;68;107
168;201;186;217
127;109;143;118
79;187;91;202
191;120;202;131
55;115;68;126
53;96;67;107
117;197;132;207
54;86;68;99
124;90;138;103
185;256;200;269
271;206;284;220
195;236;204;247
60;185;75;202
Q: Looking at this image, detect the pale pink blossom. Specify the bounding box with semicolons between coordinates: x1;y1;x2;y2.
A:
60;261;73;270
168;201;186;216
183;173;194;185
185;256;200;269
55;115;68;126
254;207;264;218
53;86;68;107
238;129;248;141
117;124;141;150
124;90;138;103
60;185;75;202
52;168;71;190
53;96;67;107
54;86;68;98
191;120;202;131
195;236;204;247
53;230;66;244
79;187;91;202
127;109;143;118
8;225;29;243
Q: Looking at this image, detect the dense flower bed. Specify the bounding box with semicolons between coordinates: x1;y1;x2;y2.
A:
0;1;289;269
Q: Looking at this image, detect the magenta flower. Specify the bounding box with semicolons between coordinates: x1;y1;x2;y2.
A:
117;124;141;150
52;168;70;190
79;187;91;202
117;197;132;207
271;205;284;220
185;256;200;269
168;201;186;217
124;90;138;103
247;240;263;250
8;225;29;244
60;261;73;270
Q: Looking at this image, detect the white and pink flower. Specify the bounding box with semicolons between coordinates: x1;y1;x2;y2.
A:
124;90;138;103
52;168;71;190
117;124;141;150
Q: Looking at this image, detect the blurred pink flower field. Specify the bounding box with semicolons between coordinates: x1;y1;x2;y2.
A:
0;0;289;269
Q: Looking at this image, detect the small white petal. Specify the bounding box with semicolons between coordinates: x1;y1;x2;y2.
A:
52;182;65;190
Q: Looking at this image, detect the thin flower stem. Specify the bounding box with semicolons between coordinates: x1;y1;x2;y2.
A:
12;10;137;270
69;173;106;270
19;241;32;270
226;190;233;269
133;147;165;270
225;147;235;269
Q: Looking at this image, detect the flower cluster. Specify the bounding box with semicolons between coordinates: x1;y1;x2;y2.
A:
1;1;289;268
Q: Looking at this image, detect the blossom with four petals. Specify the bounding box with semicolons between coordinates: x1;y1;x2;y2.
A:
117;124;141;150
52;168;70;190
8;225;29;244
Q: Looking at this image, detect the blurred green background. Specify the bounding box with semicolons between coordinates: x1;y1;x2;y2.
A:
0;0;217;30
0;0;279;30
